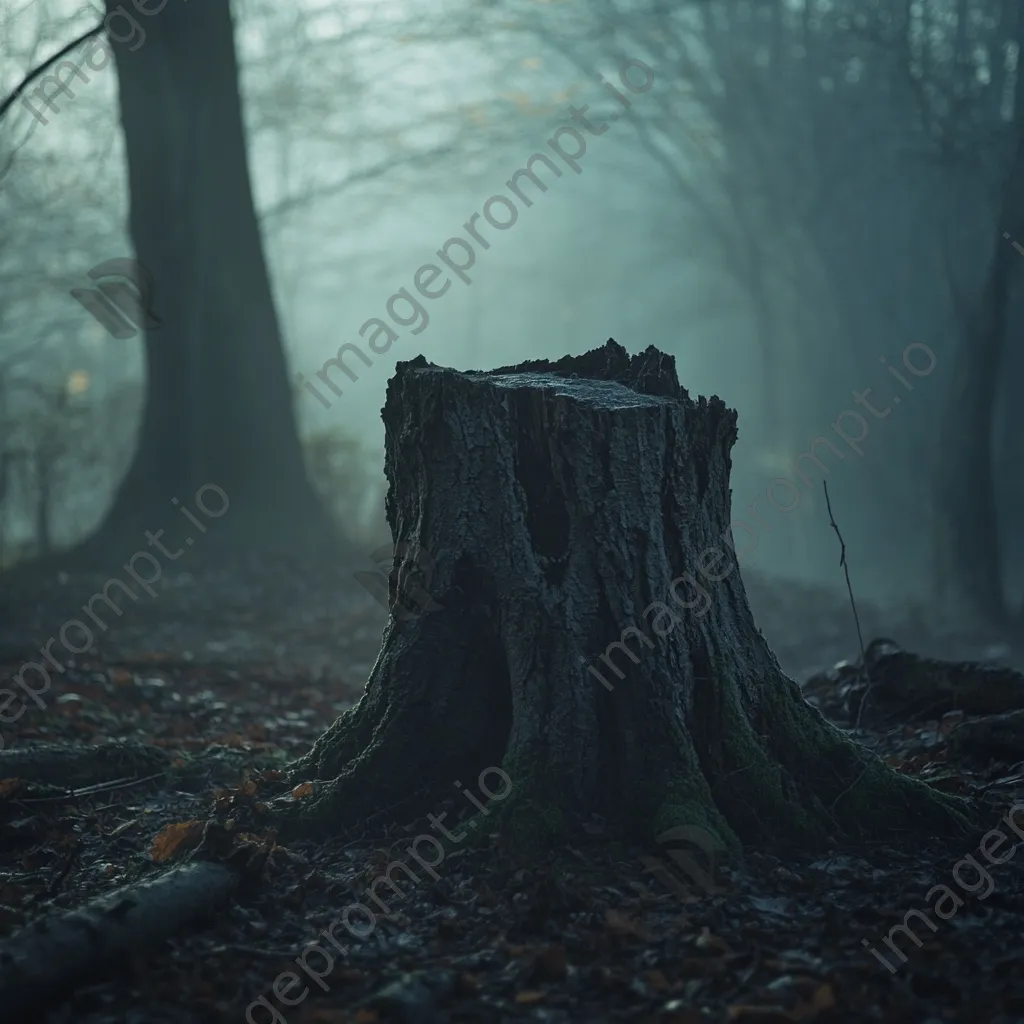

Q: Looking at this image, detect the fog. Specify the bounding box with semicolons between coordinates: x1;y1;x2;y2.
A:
2;0;1021;621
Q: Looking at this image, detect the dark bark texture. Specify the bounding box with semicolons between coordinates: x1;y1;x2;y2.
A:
75;0;336;563
284;340;973;854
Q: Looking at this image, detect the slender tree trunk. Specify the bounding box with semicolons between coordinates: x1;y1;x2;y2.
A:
933;259;1010;624
76;0;336;561
33;458;51;558
932;38;1024;627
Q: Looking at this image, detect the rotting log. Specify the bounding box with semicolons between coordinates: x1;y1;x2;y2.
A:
0;859;239;1019
862;638;1024;717
0;741;171;788
950;708;1024;761
0;822;265;1019
277;339;977;856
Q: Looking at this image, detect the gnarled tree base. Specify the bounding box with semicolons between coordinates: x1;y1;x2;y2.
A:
277;341;976;857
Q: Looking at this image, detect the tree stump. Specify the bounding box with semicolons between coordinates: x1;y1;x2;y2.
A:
281;340;973;854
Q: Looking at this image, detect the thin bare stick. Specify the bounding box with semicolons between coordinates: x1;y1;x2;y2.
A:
19;771;169;804
822;481;871;725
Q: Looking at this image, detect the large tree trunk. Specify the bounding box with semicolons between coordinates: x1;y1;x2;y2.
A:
280;340;971;855
76;0;335;561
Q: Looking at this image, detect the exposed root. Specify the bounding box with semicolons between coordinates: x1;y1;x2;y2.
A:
0;741;171;789
277;598;512;840
706;667;978;849
270;343;980;856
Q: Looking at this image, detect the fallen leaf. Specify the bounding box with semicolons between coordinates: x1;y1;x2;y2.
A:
0;778;22;798
516;990;546;1004
644;968;670;991
808;982;836;1014
606;907;649;939
292;782;314;799
535;944;567;981
149;820;204;863
696;925;732;955
681;957;726;975
726;1005;791;1021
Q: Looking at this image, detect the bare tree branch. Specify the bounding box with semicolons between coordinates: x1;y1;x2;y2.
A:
0;23;103;126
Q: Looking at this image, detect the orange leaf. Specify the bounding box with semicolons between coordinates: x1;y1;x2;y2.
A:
535;944;567;981
605;908;649;939
727;1006;789;1020
292;782;314;799
644;968;670;991
695;926;732;955
791;983;837;1019
516;990;546;1004
811;983;836;1010
0;778;22;798
149;820;204;863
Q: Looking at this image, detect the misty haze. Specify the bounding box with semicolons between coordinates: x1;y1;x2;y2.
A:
0;1;1023;1021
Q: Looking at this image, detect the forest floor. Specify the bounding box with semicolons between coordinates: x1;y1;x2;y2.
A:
1;556;1023;1024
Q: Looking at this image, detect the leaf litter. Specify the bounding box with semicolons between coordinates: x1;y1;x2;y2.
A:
0;562;1022;1022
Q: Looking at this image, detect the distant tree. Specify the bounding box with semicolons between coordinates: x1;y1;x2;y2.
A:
1;1;343;564
81;0;341;561
464;0;868;457
864;0;1024;624
933;1;1024;627
303;424;386;546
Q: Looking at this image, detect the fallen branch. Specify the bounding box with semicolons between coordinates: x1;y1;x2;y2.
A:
0;824;266;1019
949;708;1024;761
17;771;169;804
0;741;170;789
863;638;1024;717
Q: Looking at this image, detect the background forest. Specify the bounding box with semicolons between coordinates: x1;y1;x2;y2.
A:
5;4;1024;1022
1;0;1021;627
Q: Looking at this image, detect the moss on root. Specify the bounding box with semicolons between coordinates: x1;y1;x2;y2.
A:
276;651;977;859
480;799;565;854
704;670;978;850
